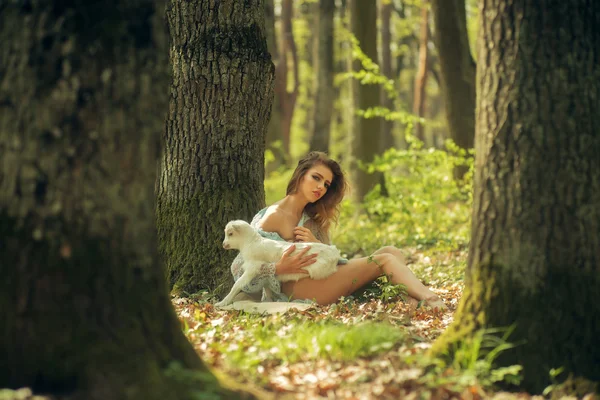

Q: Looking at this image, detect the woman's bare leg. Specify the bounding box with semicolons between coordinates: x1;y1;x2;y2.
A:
282;248;445;309
371;246;445;309
281;256;381;305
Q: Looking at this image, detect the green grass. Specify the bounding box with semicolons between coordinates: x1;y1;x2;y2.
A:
191;313;407;372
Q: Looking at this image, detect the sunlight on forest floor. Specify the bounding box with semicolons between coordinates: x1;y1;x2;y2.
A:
173;247;549;399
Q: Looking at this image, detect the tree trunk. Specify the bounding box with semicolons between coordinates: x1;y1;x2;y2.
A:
157;0;274;296
431;0;476;178
376;0;394;196
432;0;600;393
413;0;429;143
391;3;411;150
309;0;335;153
276;0;299;158
0;1;251;398
264;0;285;173
378;0;394;152
350;0;382;201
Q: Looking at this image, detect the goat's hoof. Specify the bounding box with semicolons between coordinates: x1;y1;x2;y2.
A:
215;300;229;308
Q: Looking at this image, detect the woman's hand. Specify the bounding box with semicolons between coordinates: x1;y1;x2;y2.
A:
293;227;320;243
274;244;317;276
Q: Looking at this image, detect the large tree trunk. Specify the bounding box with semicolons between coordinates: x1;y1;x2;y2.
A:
431;0;476;177
350;0;382;201
432;0;600;393
0;1;250;398
413;0;429;144
309;0;335;153
264;0;285;173
156;0;274;296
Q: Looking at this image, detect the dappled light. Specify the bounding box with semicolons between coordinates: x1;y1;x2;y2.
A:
2;0;598;399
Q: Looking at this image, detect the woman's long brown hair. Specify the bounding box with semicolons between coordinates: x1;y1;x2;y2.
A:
286;152;348;232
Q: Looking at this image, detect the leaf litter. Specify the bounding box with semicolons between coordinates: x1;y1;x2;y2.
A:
172;248;570;399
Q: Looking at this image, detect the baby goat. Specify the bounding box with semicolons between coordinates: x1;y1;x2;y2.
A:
216;220;341;307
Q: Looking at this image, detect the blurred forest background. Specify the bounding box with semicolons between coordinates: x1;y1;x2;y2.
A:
2;0;598;398
263;0;477;164
262;0;477;255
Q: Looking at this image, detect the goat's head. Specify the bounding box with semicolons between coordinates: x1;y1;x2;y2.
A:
222;220;255;250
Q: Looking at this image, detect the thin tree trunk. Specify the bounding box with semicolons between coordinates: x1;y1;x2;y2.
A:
431;0;476;178
379;0;394;152
300;1;318;139
391;3;411;150
309;0;335;153
157;0;274;296
377;0;394;196
264;0;285;173
432;0;600;393
350;0;382;201
0;1;252;398
413;0;429;143
277;0;299;158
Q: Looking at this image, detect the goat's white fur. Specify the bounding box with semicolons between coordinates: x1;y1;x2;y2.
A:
215;220;340;307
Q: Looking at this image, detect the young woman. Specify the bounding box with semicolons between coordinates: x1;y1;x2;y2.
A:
229;151;446;310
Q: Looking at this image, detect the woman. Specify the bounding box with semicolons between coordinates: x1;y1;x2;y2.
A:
230;151;446;310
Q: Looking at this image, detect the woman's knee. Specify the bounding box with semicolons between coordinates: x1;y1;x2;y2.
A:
371;253;395;268
374;246;406;262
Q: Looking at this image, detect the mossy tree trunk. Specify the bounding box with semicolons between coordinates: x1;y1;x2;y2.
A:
157;0;274;296
0;1;251;398
431;0;475;178
432;0;600;393
309;0;335;153
349;0;382;201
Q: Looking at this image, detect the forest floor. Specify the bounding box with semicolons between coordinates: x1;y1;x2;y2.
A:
173;246;555;400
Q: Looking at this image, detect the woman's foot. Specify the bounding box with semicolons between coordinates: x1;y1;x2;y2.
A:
406;296;420;313
424;295;446;311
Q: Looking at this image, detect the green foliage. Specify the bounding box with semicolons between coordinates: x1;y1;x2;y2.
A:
190;313;405;382
164;362;223;400
332;139;473;257
263;166;294;206
416;328;523;391
543;368;598;399
0;388;49;400
355;277;409;303
350;255;409;303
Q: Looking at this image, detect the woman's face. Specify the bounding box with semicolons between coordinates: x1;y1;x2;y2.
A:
299;164;334;203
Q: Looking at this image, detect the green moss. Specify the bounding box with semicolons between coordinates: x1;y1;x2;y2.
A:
432;261;600;393
156;190;265;297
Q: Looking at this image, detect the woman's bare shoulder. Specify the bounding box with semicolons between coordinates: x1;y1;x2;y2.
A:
256;205;284;230
257;205;294;240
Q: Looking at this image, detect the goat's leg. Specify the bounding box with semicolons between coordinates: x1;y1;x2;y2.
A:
262;287;274;302
215;269;255;307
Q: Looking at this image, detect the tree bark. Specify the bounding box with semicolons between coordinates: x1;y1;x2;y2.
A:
275;0;299;158
157;0;274;296
350;0;382;201
413;0;429;143
431;0;476;177
0;0;252;398
309;0;335;153
264;0;285;172
432;0;600;393
379;0;395;152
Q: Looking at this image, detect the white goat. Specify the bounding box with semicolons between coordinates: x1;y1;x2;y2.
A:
215;220;341;307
